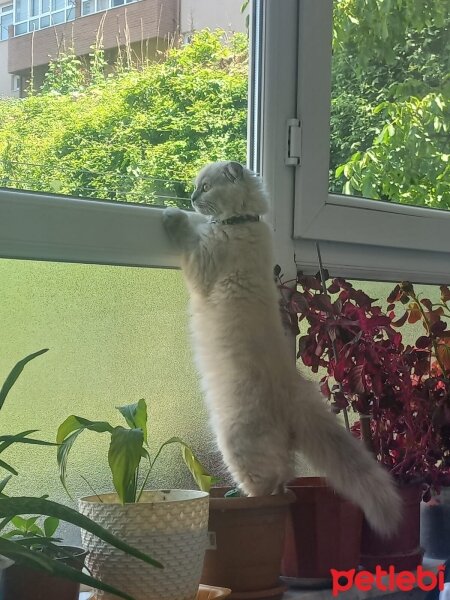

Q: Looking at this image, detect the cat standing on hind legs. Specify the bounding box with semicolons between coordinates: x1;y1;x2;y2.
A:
163;160;401;536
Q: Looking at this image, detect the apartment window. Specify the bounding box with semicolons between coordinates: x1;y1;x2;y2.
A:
14;0;74;35
0;3;12;40
81;0;138;16
11;74;20;92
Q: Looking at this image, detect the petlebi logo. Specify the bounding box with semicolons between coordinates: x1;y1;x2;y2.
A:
331;565;445;596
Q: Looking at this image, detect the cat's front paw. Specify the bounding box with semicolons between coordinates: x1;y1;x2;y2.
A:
163;207;190;244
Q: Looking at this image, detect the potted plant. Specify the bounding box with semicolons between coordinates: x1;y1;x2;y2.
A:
282;269;450;572
396;284;450;561
0;349;162;600
57;398;212;600
200;486;295;600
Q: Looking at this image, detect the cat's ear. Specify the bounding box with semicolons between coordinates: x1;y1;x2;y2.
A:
223;161;244;183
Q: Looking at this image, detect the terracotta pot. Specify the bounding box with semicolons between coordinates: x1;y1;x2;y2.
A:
421;486;450;560
201;487;294;600
360;483;424;571
0;545;86;600
281;477;362;582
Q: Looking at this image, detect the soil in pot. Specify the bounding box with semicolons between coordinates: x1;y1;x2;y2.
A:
201;487;294;600
281;477;362;584
421;487;450;560
360;483;424;571
0;545;86;600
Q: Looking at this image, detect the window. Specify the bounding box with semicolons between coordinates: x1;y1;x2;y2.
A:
0;0;252;509
81;0;138;17
293;0;450;283
11;74;20;92
1;0;449;518
0;260;205;543
0;2;12;40
13;0;74;35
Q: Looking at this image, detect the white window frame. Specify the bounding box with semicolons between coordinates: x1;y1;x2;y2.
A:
0;0;299;279
0;0;448;285
0;3;13;41
13;0;75;36
293;0;450;284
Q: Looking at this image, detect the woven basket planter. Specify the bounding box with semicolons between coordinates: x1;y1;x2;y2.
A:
79;490;209;600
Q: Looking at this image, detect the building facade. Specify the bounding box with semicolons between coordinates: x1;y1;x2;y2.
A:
1;0;244;97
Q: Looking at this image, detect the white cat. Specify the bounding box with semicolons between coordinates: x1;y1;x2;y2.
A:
163;160;401;536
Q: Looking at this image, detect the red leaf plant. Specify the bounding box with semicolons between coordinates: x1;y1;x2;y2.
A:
278;270;450;497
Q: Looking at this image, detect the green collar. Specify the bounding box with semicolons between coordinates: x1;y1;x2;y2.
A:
213;214;260;225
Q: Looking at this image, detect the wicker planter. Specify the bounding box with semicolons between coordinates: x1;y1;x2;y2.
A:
79;490;209;600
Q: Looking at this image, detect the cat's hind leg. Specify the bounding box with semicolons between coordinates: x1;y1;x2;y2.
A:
218;433;294;497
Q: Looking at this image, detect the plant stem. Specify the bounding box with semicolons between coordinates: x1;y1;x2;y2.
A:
410;289;448;380
316;243;350;431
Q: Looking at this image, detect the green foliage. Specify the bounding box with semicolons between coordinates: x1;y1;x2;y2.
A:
0;352;161;598
57;398;215;503
41;48;85;95
0;30;247;208
331;0;449;207
1;12;447;209
338;93;449;208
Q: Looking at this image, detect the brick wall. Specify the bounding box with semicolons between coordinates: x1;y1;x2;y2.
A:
8;0;178;73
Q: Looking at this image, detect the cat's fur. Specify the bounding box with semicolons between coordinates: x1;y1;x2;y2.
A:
163;160;401;536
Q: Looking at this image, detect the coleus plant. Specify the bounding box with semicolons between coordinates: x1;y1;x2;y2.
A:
277;268;450;496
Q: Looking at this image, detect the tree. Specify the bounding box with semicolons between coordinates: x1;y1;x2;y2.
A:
0;30;248;209
331;0;449;208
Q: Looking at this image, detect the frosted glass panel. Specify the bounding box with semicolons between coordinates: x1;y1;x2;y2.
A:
0;260;210;542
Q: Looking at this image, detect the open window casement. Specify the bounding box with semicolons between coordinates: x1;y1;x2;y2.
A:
291;0;450;285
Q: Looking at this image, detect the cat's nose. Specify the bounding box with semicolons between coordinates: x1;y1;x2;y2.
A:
191;189;201;205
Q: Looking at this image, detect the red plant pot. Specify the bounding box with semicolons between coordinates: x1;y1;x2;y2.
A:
1;546;86;600
361;483;424;571
281;477;362;582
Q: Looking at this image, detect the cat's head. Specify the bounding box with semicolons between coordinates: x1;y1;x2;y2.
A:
191;161;268;221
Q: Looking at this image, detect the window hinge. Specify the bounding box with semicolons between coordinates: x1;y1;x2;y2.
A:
285;118;301;166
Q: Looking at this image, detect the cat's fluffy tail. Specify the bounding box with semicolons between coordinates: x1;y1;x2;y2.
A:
293;378;402;537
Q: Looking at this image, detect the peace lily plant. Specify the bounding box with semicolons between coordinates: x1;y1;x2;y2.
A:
0;349;162;600
57;398;216;502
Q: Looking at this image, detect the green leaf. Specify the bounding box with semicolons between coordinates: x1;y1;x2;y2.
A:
0;475;12;494
43;516;60;538
0;496;163;569
0;537;136;600
0;349;48;411
335;164;345;178
0;430;56;455
108;427;144;503
117;399;148;443
181;444;219;493
56;415;114;444
150;436;218;493
56;416;114;494
0;459;18;476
